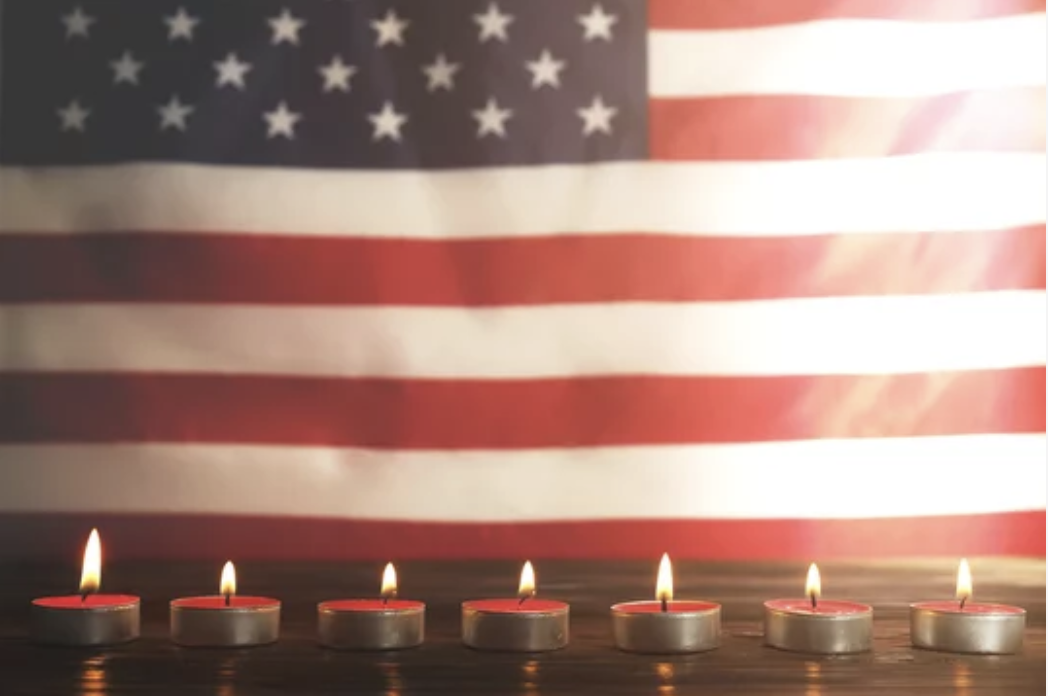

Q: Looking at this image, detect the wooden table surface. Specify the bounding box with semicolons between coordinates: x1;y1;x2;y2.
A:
0;558;1043;695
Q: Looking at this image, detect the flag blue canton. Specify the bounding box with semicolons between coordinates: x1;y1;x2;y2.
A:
0;0;649;169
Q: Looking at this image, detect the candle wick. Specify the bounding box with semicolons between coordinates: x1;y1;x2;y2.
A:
224;592;231;607
518;594;532;607
810;593;817;610
661;597;668;613
959;595;967;611
81;592;88;604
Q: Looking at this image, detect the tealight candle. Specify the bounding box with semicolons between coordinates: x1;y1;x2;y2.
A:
910;558;1026;654
462;561;569;652
31;529;140;646
611;553;720;653
170;561;280;647
318;562;425;650
764;563;872;654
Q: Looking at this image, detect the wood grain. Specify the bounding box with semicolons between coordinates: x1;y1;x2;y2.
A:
0;559;1043;695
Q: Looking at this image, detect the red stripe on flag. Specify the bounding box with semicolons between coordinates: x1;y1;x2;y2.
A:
1;227;1043;304
648;0;1045;30
2;370;1042;447
650;90;1047;161
0;511;1041;560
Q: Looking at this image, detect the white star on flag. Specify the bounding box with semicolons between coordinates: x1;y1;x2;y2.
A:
110;51;144;85
371;10;409;47
577;95;618;135
472;98;513;138
263;101;302;139
525;50;566;89
164;8;199;42
422;54;461;92
577;4;618;41
368;102;408;141
318;56;357;92
57;100;90;131
473;3;513;42
269;9;306;45
61;7;95;39
157;95;194;131
214;53;252;90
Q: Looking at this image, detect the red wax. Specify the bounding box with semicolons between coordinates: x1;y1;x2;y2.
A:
319;599;423;612
765;599;871;616
33;595;139;609
614;600;718;614
464;599;568;614
170;596;279;610
913;601;1025;615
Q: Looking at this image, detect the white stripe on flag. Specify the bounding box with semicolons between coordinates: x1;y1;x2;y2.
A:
0;436;1042;520
649;14;1046;97
1;154;1043;237
2;292;1043;377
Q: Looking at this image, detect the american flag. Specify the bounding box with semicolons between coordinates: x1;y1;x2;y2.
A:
0;0;1044;561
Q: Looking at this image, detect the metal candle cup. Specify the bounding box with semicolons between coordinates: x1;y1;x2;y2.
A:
763;563;872;654
170;596;280;647
31;528;141;646
611;553;720;653
910;602;1025;654
318;600;425;650
462;599;569;652
461;561;569;652
32;595;140;647
317;562;425;650
763;599;873;654
170;561;280;647
909;559;1026;654
611;601;721;653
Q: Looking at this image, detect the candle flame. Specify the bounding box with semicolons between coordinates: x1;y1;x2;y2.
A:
805;563;821;606
956;558;972;607
220;561;236;598
78;528;101;596
381;562;398;598
518;561;536;600
655;553;673;603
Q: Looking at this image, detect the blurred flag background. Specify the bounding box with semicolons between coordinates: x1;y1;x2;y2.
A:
0;0;1044;560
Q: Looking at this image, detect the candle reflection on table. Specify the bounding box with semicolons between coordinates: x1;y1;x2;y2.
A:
215;655;245;696
77;654;108;696
953;663;973;696
805;660;823;696
654;662;676;696
521;658;540;696
378;660;403;696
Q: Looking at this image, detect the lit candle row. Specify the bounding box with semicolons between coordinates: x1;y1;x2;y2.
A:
30;531;1026;656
